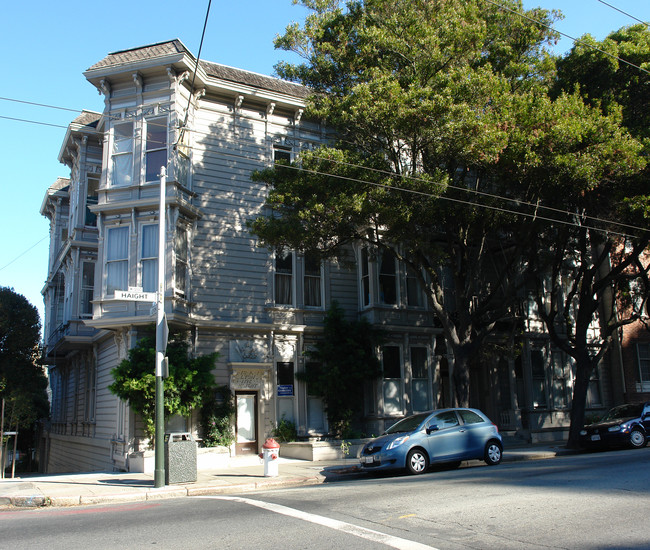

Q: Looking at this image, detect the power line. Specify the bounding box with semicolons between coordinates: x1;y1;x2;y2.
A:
2;100;647;237
483;0;650;75
0;237;48;272
0;115;69;130
597;0;649;27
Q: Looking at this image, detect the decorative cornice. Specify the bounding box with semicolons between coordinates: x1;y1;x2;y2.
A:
99;78;111;96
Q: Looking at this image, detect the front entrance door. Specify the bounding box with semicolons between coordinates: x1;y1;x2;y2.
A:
235;392;258;454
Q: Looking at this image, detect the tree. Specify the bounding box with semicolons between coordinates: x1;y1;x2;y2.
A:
109;334;218;444
298;302;383;437
526;24;650;449
0;287;49;470
251;0;643;407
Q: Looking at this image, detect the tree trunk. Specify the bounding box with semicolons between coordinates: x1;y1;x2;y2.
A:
453;354;471;407
567;357;593;449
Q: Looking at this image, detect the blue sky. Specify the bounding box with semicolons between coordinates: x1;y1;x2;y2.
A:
0;0;647;328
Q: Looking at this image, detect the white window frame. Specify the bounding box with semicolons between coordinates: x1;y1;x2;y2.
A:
144;116;168;183
80;261;95;318
637;343;650;392
360;247;371;308
105;225;130;296
406;265;425;308
139;223;158;293
303;253;323;309
378;249;398;305
409;346;431;412
174;225;189;297
382;345;404;415
274;250;295;306
111;122;134;187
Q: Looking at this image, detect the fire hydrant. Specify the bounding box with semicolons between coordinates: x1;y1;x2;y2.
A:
259;438;280;477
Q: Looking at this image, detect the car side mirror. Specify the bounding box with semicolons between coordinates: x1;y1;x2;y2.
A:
426;424;439;434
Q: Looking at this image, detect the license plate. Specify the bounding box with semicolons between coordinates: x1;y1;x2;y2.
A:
591;434;601;441
362;456;375;464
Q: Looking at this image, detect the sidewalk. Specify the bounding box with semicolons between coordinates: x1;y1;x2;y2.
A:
0;444;570;509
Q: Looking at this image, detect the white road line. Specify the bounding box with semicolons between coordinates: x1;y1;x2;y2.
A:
196;495;438;550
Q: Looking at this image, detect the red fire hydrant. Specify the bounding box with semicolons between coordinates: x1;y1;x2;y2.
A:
260;438;280;477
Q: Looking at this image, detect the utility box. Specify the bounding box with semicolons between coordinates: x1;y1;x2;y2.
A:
164;432;197;484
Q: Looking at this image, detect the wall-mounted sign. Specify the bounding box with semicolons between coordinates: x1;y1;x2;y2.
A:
277;385;294;397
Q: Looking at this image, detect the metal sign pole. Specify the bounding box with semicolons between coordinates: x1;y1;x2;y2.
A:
154;166;167;488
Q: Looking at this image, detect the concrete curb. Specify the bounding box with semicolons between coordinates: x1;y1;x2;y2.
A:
0;448;570;509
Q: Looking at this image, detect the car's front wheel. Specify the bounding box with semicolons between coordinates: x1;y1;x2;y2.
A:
484;441;502;465
629;428;646;448
406;448;429;475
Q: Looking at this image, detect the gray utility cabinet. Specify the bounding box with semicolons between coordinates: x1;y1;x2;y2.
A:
164;432;197;484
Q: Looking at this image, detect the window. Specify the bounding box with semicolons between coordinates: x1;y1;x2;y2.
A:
638;344;650;385
410;347;430;411
530;348;547;409
361;248;370;307
106;226;129;294
587;368;602;407
84;355;96;423
145;117;168;182
304;253;322;308
111;122;133;187
275;250;293;305
277;361;295;395
378;249;397;305
141;224;158;292
551;349;571;409
429;410;459;430
175;227;188;295
85;176;99;226
406;266;424;307
458;409;485;425
80;261;95;317
382;346;403;414
273;146;291;164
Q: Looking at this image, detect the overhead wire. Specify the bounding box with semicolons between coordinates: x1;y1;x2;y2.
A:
2;1;650;240
596;0;649;27
1;97;648;238
483;0;650;76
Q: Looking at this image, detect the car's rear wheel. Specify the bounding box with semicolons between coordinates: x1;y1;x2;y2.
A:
406;448;429;475
629;428;646;448
484;441;502;465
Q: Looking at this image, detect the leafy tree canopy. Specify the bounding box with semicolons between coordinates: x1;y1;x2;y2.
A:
0;287;49;428
109;334;217;443
252;0;644;406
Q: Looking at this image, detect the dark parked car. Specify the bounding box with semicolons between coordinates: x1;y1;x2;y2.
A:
579;402;650;449
359;408;503;475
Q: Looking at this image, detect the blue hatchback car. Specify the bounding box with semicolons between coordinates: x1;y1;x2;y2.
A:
359;408;503;475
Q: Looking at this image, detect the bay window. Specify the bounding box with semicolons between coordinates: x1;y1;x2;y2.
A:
410;347;430;411
175;226;188;295
275;250;293;305
379;249;397;305
304;253;322;308
382;345;403;414
80;261;95;317
141;224;158;292
145;117;168;182
111;122;133;187
106;226;129;294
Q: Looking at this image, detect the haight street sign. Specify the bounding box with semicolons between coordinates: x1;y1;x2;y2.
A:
115;289;157;302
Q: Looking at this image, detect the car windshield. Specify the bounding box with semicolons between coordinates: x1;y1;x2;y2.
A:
385;413;430;434
601;404;643;421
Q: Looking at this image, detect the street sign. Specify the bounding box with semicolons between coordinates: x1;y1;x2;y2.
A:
114;290;157;301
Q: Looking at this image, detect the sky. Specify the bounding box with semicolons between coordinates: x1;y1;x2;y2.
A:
0;0;648;331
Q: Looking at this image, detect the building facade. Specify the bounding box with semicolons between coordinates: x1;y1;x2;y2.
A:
41;40;624;473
